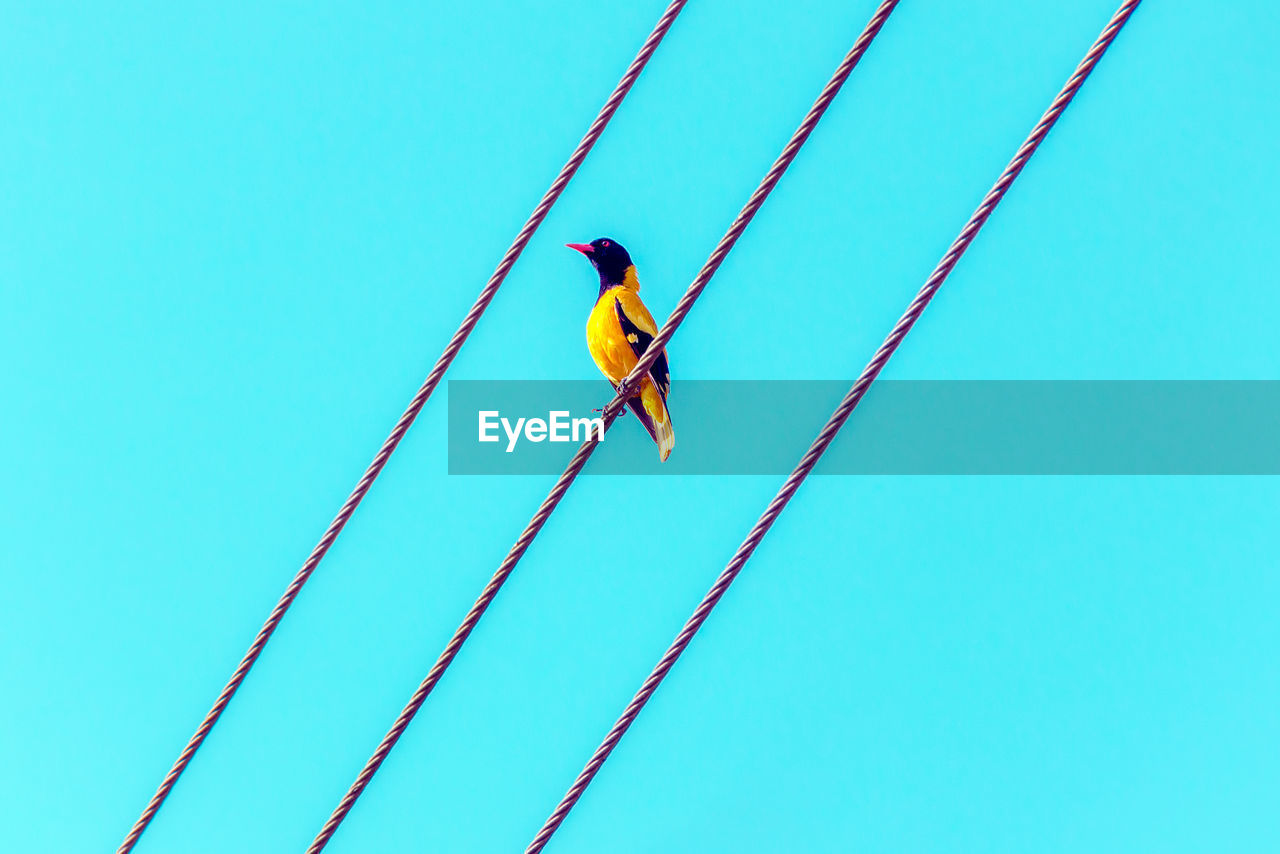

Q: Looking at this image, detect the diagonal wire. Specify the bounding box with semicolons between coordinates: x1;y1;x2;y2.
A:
116;3;689;851
525;1;1144;850
307;2;901;850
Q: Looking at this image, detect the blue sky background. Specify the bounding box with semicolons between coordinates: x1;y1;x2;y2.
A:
3;1;1278;851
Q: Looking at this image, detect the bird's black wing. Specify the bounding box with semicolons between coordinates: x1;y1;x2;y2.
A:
614;297;670;399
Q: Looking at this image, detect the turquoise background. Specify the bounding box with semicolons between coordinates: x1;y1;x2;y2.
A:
3;1;1278;851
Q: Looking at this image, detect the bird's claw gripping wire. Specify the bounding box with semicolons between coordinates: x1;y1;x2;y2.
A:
594;379;634;415
593;389;629;416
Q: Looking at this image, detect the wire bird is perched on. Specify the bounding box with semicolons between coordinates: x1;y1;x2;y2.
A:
568;238;674;461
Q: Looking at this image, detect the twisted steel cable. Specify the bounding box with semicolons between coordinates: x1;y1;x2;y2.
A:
308;3;901;849
116;4;688;851
526;1;1144;849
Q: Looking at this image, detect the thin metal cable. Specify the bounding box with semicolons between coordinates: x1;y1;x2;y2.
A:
308;3;900;849
526;1;1143;849
116;4;687;851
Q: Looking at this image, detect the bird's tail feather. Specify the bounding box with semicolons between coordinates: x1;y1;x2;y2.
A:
625;377;674;462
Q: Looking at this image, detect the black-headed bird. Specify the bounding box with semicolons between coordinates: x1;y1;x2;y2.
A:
567;238;674;461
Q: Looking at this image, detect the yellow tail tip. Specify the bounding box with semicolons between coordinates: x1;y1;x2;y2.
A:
657;429;674;462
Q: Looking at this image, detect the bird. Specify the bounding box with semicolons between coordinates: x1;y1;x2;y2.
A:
567;237;674;462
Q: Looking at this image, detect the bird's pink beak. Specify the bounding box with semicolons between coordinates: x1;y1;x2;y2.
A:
565;243;594;256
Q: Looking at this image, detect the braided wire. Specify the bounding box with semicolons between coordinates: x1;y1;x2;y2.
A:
116;4;688;851
526;1;1144;850
308;3;901;849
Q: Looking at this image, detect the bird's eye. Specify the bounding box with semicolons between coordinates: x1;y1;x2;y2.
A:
600;240;610;247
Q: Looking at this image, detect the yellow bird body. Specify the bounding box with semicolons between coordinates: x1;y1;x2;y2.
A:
585;276;653;384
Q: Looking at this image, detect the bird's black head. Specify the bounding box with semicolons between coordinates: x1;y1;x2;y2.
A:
566;237;634;291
